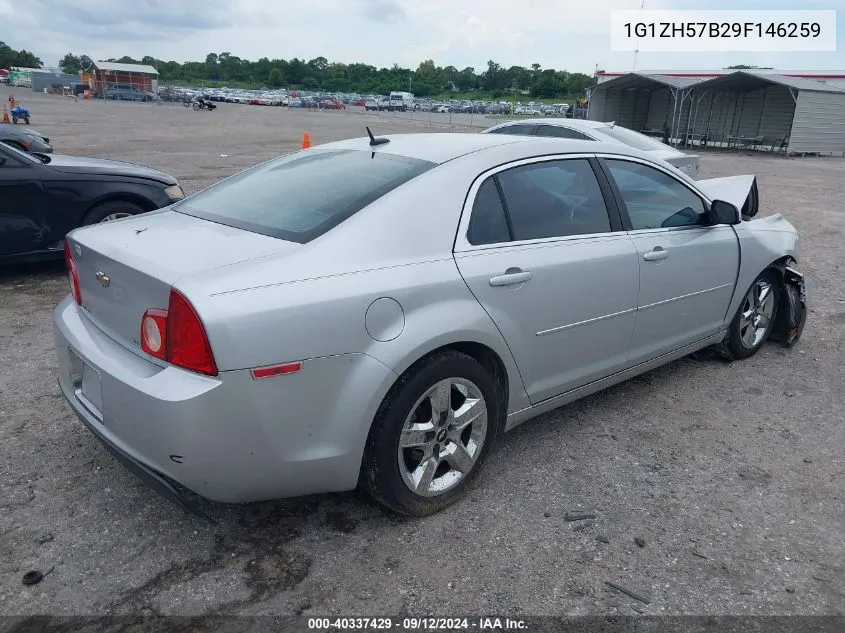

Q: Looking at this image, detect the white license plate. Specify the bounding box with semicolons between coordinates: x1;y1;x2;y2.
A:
69;349;103;420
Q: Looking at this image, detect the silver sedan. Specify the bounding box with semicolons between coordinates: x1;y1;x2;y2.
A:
53;132;806;516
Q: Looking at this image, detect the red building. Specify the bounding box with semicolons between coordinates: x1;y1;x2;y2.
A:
83;61;159;96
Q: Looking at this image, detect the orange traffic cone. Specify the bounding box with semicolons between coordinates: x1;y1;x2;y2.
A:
301;132;311;149
2;105;9;124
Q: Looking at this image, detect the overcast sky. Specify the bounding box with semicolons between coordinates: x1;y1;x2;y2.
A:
2;0;843;73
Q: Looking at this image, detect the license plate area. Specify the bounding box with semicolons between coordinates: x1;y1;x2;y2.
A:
69;349;103;420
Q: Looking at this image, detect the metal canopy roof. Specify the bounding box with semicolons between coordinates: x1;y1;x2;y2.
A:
592;72;707;92
93;61;159;75
593;70;845;94
698;70;845;93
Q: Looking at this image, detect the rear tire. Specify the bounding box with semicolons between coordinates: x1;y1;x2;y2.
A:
361;350;504;516
726;270;780;359
82;200;145;225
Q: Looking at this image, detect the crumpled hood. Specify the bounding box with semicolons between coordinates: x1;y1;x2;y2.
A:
696;175;757;214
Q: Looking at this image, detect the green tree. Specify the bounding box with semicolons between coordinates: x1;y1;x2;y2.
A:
59;53;81;73
268;67;284;87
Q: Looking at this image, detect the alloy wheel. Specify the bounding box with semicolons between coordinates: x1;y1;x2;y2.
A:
739;279;776;348
397;378;488;497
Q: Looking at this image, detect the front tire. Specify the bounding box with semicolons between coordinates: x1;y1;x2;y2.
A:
81;200;145;225
361;350;503;516
727;270;780;359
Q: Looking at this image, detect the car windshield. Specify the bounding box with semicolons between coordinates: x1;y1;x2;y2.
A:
596;125;672;152
176;149;435;243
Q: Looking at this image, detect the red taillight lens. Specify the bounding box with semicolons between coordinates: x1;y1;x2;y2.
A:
140;309;168;360
166;289;217;376
63;240;82;305
139;289;217;376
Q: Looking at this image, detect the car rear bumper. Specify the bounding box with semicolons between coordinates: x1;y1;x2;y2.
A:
53;295;397;505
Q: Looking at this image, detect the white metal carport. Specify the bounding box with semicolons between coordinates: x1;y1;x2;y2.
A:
587;73;707;145
589;70;845;155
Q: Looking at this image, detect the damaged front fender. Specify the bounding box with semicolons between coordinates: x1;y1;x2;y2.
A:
769;261;807;348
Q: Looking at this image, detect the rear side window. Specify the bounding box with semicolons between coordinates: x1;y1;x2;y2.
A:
534;125;594;141
176;149;435;243
487;124;535;136
497;159;612;240
467;178;511;245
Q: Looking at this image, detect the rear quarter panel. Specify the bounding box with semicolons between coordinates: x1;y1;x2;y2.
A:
186;258;531;415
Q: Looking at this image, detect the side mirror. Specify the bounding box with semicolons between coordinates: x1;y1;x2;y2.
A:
706;199;741;226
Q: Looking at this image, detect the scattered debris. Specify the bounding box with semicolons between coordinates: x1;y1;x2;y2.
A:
572;521;594;532
35;533;54;545
22;570;44;586
543;512;551;518
803;458;813;464
691;551;709;560
596;535;610;544
605;581;651;605
565;512;597;522
634;537;646;548
784;391;795;397
631;604;646;614
812;575;831;583
786;587;796;594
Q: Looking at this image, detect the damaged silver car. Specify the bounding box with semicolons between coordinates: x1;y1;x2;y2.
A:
54;133;806;516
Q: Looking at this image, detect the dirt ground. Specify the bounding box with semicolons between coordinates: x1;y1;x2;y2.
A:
0;89;843;619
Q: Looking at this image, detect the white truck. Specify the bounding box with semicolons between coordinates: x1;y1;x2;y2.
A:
388;91;415;111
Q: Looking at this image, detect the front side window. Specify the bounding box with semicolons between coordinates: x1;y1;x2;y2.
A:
605;159;706;230
497;159;612;241
176;149;434;243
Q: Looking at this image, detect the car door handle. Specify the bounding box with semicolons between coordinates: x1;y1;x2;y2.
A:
643;248;669;261
489;269;532;287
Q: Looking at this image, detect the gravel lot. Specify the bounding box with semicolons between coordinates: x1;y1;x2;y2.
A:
1;90;843;620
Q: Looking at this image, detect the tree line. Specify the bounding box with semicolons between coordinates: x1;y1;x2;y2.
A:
55;51;594;98
0;41;43;70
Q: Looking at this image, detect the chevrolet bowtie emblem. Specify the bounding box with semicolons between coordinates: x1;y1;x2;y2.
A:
95;271;110;288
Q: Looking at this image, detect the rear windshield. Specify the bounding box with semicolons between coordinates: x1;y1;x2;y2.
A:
596;125;670;152
176;149;435;243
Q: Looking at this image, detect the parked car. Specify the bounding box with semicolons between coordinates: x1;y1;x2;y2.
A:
0;124;53;153
54;133;805;517
483;119;700;178
106;86;156;102
0;142;184;262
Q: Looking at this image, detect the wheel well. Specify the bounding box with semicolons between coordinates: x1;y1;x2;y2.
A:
83;194;157;223
410;342;510;415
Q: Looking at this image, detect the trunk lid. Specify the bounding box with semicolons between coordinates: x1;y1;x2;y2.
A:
68;210;299;348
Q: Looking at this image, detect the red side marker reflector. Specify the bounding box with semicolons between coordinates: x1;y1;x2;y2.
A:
250;361;303;380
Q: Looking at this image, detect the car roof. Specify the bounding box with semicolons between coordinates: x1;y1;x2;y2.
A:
314;132;654;164
317;132;534;164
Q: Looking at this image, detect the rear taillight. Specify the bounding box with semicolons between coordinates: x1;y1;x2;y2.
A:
139;289;218;376
64;241;82;305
